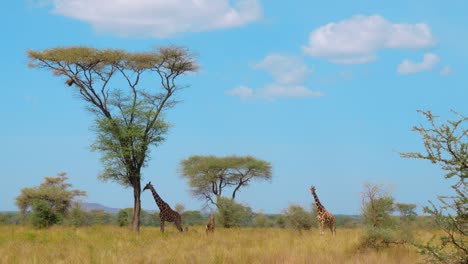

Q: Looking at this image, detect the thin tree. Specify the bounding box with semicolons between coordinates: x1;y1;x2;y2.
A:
28;46;198;232
180;155;272;207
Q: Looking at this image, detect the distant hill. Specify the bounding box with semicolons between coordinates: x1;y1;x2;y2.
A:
78;202;120;214
76;203;159;214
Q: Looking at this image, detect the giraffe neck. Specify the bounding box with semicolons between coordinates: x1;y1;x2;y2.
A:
148;185;169;210
312;191;326;213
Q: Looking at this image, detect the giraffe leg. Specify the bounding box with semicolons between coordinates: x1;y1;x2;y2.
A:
329;223;335;236
319;221;324;236
160;220;165;233
175;218;183;232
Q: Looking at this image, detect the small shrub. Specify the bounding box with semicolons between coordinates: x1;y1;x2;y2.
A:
217;197;253;228
359;183;410;250
253;212;273;228
66;204;89;227
284;205;313;232
30;200;61;228
117;210;129;227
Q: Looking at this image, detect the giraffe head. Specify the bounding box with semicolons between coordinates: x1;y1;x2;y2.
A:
143;181;152;192
310;186;316;193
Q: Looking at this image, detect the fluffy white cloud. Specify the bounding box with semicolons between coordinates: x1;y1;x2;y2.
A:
50;0;262;37
253;54;310;84
226;54;322;100
303;15;435;64
397;53;440;74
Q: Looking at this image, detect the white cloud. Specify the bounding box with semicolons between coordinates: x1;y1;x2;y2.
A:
49;0;262;38
225;86;254;100
397;53;440;74
226;54;323;101
253;54;311;84
303;15;435;64
440;66;453;76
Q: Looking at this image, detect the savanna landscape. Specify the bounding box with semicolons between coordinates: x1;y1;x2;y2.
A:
2;1;467;264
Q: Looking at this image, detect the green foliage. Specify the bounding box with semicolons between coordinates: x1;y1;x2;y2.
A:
335;215;362;228
0;212;21;225
402;110;468;263
181;210;207;226
140;211;160;227
16;173;86;225
395;203;417;222
117;210;129;227
309;205;318;227
284;204;314;232
361;183;395;229
216;197;254;228
359;183;408;250
362;196;395;228
87;210;113;225
253;212;274;228
65;204;89;227
360;226;399;249
30;200;61;229
116;208;159;227
92;106;169;187
180;155;272;206
274;214;287;228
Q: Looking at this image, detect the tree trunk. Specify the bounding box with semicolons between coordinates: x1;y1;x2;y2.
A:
131;178;141;233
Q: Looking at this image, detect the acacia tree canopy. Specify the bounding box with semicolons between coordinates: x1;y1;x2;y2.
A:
180;155;272;207
27;46;198;232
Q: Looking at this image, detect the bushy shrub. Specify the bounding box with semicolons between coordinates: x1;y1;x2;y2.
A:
359;183;410;250
117;209;129;227
217;197;253;228
253;212;273;228
181;210;207;226
30;200;61;228
66;204;89;227
284;205;313;232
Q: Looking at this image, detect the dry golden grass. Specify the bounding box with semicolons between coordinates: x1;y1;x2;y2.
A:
0;225;427;264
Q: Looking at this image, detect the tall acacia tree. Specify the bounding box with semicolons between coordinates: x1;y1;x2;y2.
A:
28;46;198;232
180;155;272;207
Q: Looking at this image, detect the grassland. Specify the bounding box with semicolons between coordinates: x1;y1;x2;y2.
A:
0;225;428;264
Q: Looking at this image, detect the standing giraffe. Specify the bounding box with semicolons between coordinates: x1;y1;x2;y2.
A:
205;214;215;234
310;186;336;236
143;181;183;233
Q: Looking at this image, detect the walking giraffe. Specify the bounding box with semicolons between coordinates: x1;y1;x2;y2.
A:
143;181;183;232
310;186;336;236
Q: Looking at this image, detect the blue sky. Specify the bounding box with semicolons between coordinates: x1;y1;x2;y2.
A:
1;0;467;214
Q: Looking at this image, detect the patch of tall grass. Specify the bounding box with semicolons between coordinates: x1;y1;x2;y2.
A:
0;225;427;263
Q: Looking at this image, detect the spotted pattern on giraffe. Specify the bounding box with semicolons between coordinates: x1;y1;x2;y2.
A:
143;181;183;233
